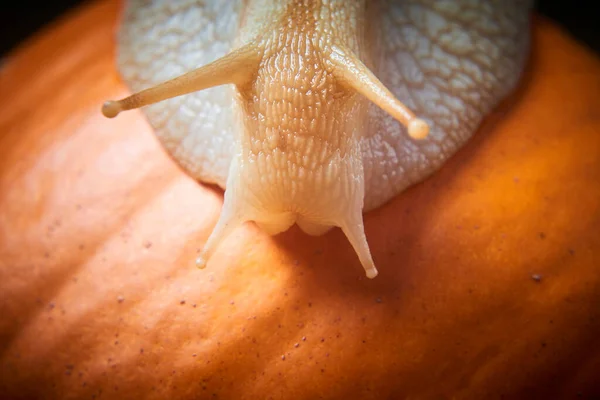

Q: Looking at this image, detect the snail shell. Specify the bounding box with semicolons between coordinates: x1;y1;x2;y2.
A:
104;0;533;278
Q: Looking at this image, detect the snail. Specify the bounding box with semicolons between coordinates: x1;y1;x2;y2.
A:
102;0;533;278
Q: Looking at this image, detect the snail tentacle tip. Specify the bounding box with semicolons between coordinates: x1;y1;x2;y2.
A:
365;267;379;279
408;118;430;140
101;101;122;118
195;256;207;269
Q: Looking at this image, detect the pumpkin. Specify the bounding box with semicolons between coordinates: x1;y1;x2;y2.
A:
1;1;599;399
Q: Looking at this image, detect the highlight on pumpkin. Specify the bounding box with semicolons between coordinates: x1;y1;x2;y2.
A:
327;45;430;140
101;43;261;118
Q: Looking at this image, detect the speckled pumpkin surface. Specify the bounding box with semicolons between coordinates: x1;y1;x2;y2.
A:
0;1;599;399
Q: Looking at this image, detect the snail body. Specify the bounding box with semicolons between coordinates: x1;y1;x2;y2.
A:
104;0;533;277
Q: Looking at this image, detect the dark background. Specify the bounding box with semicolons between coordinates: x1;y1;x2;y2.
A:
1;0;599;57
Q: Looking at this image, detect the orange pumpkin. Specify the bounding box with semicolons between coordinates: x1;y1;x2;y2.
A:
1;1;599;399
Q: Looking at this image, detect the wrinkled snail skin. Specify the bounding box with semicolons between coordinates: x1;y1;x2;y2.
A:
104;0;534;278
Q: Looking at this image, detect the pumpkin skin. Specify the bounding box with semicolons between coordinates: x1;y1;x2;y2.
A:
1;1;600;399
